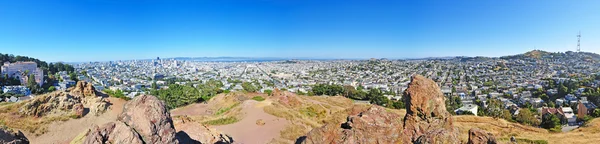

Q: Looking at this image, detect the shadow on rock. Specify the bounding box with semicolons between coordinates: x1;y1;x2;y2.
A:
176;131;200;144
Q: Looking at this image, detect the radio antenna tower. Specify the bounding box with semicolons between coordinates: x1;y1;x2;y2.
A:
577;31;581;52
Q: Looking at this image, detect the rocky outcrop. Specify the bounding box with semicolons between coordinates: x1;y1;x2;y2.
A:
467;128;497;144
118;95;178;144
80;95;179;144
402;75;460;143
70;81;96;97
19;90;109;117
0;127;29;144
83;122;144;144
73;103;84;118
301;75;462;144
173;116;233;144
302;106;403;144
19;92;82;117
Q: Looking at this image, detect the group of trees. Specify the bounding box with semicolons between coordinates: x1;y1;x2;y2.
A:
309;84;404;109
149;79;224;109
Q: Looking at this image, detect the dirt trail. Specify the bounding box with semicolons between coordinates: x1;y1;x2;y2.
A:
171;103;209;117
24;97;127;144
214;100;289;144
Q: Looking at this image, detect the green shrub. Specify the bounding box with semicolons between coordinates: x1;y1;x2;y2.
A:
252;96;265;101
203;117;239;125
214;103;239;116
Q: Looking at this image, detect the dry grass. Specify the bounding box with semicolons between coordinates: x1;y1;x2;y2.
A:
453;115;600;144
280;124;308;141
0;96;76;136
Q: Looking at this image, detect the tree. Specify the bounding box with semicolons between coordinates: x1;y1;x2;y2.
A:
592;109;600;118
27;74;41;94
264;89;273;96
48;86;56;92
516;109;539;126
241;82;258;92
501;110;513;121
540;114;561;131
486;99;504;119
151;81;158;89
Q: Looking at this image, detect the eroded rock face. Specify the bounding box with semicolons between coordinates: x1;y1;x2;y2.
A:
80;95;179;144
83;122;144;144
118;95;178;144
302;106;403;144
467;128;497;144
402;75;460;143
173;116;233;144
19;90;109;117
0;127;29;144
70;81;96;97
19;92;82;117
301;75;462;144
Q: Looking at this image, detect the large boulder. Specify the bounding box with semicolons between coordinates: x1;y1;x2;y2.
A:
83;122;144;144
0;127;29;144
467;128;497;144
70;81;96;97
173;116;233;144
302;106;403;144
19;91;110;117
118;95;178;144
401;75;460;143
19;91;82;117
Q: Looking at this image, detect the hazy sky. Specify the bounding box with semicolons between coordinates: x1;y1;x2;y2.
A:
0;0;599;62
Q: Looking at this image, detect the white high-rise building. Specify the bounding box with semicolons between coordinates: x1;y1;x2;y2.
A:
1;61;44;86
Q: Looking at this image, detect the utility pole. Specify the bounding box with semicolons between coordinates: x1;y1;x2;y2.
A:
577;31;581;52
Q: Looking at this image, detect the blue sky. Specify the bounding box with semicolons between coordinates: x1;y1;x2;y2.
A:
0;0;599;62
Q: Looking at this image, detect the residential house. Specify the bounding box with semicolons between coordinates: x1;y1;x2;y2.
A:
455;104;478;116
578;98;598;119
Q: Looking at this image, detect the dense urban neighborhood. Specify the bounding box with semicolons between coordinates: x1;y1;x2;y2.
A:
3;50;600;133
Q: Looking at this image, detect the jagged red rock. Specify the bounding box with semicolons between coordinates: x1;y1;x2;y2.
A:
69;81;96;97
402;75;460;143
0;127;29;144
118;95;178;144
467;128;497;144
302;106;403;144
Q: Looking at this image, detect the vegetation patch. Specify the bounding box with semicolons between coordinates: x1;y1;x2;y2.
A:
251;96;265;101
214;103;240;116
498;137;548;144
203;117;239;125
102;89;131;101
280;124;307;141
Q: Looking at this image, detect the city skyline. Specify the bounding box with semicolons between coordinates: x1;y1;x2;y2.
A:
1;0;599;62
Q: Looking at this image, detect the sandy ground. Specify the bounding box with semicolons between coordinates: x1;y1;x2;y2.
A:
171;103;209;117
214;100;289;144
24;97;127;144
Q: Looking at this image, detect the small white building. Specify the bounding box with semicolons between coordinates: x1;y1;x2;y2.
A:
561;107;576;124
455;104;479;116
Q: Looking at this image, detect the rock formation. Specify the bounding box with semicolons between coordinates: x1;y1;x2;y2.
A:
83;122;144;144
301;75;463;144
467;128;497;144
19;92;82;117
302;106;404;144
70;81;96;97
402;75;460;143
173;116;233;144
0;127;29;144
118;95;178;144
80;95;178;144
77;95;234;144
19;87;109;117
